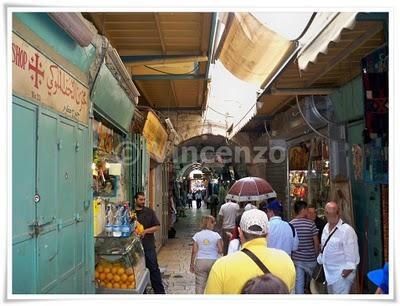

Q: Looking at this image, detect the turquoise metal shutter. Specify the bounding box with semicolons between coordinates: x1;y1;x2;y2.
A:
35;112;91;293
85;119;95;294
36;107;59;293
54;117;78;293
12;97;38;294
75;124;89;292
12;97;93;293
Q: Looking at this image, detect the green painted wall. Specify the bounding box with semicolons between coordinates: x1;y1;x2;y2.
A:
12;13;96;293
330;76;364;122
14;13;96;73
331;78;383;293
91;64;135;133
347;122;382;293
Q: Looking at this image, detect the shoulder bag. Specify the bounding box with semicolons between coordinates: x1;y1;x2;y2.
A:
241;248;271;274
312;226;339;284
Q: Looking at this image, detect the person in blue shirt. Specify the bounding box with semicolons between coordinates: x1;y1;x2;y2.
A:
368;263;389;294
260;199;299;256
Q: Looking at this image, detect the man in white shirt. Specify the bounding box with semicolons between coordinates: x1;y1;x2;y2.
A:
317;202;360;294
260;199;299;256
218;200;240;255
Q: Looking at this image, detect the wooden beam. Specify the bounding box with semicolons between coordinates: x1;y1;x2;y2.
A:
126;55;208;66
200;13;210;54
263;96;296;117
88;13;106;35
154;13;180;108
197;79;204;107
132;74;206;80
154;13;166;53
305;23;383;87
170;80;179;107
270;86;338;95
154;107;203;112
134;80;153;105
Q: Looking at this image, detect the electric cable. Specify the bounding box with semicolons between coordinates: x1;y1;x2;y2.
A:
143;62;199;75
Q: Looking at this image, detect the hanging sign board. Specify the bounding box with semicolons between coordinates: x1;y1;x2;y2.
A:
12;33;89;123
142;111;168;163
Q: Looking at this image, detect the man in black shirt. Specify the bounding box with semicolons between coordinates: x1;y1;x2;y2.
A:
208;193;219;218
306;207;327;243
135;192;165;294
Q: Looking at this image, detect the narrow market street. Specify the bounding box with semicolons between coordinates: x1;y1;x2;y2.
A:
9;9;391;298
157;201;206;294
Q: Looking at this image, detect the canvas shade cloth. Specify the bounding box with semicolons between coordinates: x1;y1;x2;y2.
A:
226;177;276;202
216;12;296;87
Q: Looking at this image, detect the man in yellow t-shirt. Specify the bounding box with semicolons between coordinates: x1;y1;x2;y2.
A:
204;209;296;294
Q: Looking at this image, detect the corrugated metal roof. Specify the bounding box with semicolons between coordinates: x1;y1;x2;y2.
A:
297;12;358;72
233;15;386;136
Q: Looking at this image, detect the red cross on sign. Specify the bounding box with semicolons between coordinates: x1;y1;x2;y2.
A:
28;53;44;89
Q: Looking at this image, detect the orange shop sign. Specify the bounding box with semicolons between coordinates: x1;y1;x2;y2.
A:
12;33;89;123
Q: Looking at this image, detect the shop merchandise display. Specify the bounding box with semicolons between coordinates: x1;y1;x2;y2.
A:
95;234;149;293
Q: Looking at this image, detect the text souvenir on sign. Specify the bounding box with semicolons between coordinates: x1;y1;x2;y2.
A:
12;33;89;123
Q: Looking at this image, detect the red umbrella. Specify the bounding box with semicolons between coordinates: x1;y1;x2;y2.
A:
226;177;276;202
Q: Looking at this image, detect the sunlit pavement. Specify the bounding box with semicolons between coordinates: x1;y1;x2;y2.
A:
157;201;209;294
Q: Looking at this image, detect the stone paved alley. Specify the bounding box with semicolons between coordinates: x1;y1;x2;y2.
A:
157;201;208;294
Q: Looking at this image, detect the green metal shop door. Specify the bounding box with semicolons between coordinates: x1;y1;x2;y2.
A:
12;97;37;294
36;108;59;293
12;96;91;294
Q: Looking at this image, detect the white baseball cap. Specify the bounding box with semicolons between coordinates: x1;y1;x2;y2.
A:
240;209;268;235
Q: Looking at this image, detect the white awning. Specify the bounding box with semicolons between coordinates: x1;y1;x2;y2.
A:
216;12;296;87
297;12;358;72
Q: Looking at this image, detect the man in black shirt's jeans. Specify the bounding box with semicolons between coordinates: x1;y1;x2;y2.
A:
135;192;165;294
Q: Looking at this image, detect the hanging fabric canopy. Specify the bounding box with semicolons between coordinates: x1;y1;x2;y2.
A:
215;12;297;87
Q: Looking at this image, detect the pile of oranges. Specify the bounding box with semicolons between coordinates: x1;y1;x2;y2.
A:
95;260;136;289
